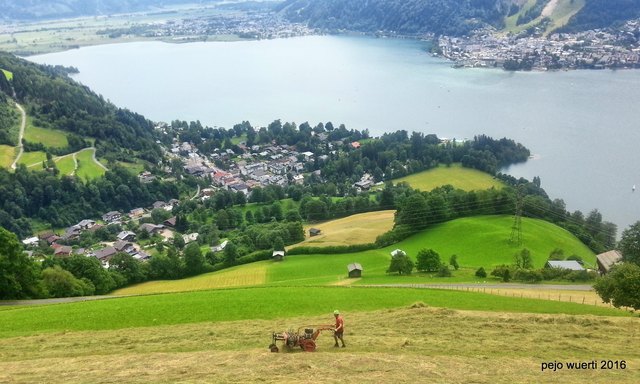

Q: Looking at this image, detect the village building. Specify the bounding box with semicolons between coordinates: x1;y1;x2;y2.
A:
140;223;164;235
75;219;96;230
129;208;145;219
117;231;136;242
22;236;39;247
93;246;117;264
347;263;363;278
102;211;122;223
596;250;623;275
53;245;73;258
391;249;406;258
211;240;228;253
164;217;177;227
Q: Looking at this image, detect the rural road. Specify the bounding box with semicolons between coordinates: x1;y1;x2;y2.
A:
9;102;26;170
90;146;108;171
371;283;594;291
0;295;122;307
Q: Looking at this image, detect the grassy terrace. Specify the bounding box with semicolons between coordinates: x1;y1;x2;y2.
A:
23;121;69;149
76;148;105;180
0;144;15;168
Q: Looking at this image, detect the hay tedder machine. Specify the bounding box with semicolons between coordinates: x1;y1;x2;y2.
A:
269;325;335;352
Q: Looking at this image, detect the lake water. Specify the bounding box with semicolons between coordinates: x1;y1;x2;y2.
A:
29;35;640;234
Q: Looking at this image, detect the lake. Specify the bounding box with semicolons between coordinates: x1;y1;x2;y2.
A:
28;35;640;234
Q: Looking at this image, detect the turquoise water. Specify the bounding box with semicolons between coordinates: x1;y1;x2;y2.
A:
29;35;640;233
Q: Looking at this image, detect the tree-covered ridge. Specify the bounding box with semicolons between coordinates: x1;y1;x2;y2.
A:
0;52;162;162
560;0;640;33
277;0;511;36
0;93;19;146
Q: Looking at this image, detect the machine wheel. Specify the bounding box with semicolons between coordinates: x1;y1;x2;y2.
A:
302;340;316;352
269;344;279;353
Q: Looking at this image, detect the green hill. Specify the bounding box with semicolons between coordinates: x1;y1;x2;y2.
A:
389;164;504;192
115;215;595;295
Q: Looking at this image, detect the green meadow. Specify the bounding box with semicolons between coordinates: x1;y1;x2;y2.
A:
388;163;504;191
116;215;595;295
76;148;106;180
0;286;627;339
23;122;69;149
18;151;47;167
0;68;12;81
54;155;76;175
0;144;15;168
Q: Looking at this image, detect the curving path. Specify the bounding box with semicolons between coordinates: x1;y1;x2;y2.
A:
90;146;108;171
9;102;26;170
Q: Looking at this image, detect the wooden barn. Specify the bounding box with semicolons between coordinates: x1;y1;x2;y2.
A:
596;250;623;275
309;228;322;237
272;250;285;261
347;263;363;278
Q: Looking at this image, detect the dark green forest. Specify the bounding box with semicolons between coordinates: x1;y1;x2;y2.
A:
277;0;510;36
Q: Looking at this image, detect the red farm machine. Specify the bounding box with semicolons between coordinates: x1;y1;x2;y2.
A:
269;325;335;352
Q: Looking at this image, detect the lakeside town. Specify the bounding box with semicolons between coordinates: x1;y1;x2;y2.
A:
436;18;640;71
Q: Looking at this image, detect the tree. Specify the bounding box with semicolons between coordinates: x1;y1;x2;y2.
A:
184;242;206;276
387;254;414;275
449;254;459;270
109;253;146;284
620;221;640;265
272;236;285;252
223;242;238;266
475;267;487;278
173;234;185;250
548;248;564;261
42;265;94;298
416;248;441;272
0;227;43;299
437;264;452;277
594;263;640;310
514;248;534;269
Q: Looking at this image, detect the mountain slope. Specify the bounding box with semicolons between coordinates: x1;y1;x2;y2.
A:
560;0;640;32
277;0;512;36
0;52;161;163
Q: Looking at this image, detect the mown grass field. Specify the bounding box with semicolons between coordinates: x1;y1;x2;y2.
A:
295;210;395;248
1;305;639;384
23;123;69;148
389;163;504;192
0;144;15;168
76;148;106;180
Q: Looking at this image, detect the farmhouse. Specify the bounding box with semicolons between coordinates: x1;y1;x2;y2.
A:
140;223;164;235
114;240;135;254
164;217;177;227
309;228;322;237
75;219;96;230
93;246;117;263
596;250;623;275
347;263;363;278
129;208;145;219
272;250;285;261
22;236;39;246
211;240;228;252
545;260;584;271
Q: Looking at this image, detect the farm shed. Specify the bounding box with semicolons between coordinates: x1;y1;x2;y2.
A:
347;263;363;278
391;249;406;258
309;228;322;237
545;260;584;271
272;251;285;261
596;250;623;275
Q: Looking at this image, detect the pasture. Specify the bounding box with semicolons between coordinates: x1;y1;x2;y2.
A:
76;148;106;180
296;210;395;248
0;144;15;168
389;163;504;192
23;123;69;148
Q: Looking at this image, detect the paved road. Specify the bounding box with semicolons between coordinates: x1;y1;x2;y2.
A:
9;102;26;170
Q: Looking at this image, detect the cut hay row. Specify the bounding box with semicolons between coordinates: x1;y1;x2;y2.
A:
0;306;637;383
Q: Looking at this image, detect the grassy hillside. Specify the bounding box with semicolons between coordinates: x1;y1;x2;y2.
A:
0;69;12;81
23;121;69;149
389;164;504;192
504;0;586;35
116;215;595;295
